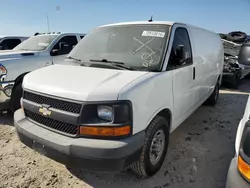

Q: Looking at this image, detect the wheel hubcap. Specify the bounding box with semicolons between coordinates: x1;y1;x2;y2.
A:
149;129;165;165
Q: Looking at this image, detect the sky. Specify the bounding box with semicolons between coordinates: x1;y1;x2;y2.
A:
0;0;250;36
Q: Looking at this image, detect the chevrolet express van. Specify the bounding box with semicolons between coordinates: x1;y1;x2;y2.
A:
14;21;224;177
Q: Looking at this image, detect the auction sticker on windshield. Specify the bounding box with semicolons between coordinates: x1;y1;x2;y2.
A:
142;31;165;38
38;42;49;47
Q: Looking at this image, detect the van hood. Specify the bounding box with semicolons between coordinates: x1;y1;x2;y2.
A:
0;50;39;61
23;64;148;101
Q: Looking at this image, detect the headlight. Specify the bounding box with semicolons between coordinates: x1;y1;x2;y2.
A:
0;64;7;75
3;85;13;97
97;105;114;122
81;102;132;124
80;101;132;138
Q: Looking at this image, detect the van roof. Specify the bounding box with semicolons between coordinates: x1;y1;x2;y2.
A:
99;21;216;35
99;21;177;27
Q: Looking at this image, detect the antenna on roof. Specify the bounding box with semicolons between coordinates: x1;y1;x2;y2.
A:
46;14;51;33
148;16;153;22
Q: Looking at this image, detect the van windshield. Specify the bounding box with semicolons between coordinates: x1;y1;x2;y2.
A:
69;24;170;71
13;35;58;51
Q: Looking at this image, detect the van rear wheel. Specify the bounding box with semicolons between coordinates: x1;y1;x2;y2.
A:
131;116;169;177
205;81;220;106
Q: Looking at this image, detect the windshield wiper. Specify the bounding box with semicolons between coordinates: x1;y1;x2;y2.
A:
67;56;82;62
19;49;30;51
89;59;132;70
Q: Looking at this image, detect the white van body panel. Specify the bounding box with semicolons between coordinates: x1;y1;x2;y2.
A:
163;23;223;132
118;72;174;133
23;65;149;102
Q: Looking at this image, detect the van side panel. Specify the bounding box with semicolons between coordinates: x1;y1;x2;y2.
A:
188;26;224;101
118;72;174;134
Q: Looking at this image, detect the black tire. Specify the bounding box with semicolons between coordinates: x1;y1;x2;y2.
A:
229;73;240;89
227;31;247;43
245;73;250;79
131;116;169;177
205;81;220;106
9;81;23;113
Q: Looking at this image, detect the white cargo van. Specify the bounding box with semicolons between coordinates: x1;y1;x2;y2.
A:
14;21;224;177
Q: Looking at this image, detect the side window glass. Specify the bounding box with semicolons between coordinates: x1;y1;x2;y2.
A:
167;27;192;69
0;39;21;50
80;35;84;39
51;36;78;56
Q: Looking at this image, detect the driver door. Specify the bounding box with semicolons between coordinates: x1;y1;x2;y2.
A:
168;27;197;129
51;35;78;65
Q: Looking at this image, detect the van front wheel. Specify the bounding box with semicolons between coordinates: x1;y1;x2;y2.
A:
131;116;169;177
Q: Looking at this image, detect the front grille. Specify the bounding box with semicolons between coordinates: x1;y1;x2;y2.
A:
23;91;82;114
25;109;78;135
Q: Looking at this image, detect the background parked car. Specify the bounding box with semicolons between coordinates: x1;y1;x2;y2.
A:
0;32;85;113
0;36;28;50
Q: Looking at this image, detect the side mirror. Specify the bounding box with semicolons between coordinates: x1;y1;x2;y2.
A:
50;49;59;56
175;45;188;65
238;43;250;66
59;42;70;54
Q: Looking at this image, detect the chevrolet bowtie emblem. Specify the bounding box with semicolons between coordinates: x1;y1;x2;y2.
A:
38;106;52;116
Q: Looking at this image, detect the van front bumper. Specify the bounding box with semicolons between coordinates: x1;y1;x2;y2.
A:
226;157;250;188
14;109;144;172
0;81;14;110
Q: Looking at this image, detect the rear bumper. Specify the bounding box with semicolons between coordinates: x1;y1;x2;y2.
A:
226;157;250;188
0;81;14;110
14;109;144;172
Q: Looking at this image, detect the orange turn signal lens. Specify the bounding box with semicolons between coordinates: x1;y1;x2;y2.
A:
238;156;250;180
80;125;131;137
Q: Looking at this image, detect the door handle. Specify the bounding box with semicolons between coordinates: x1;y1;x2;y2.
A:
193;67;195;80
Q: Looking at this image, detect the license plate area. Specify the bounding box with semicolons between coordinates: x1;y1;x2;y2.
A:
32;140;47;156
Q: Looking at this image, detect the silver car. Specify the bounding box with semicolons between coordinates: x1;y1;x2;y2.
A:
0;32;85;112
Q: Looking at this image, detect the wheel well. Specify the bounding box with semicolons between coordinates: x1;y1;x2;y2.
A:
14;72;29;88
156;109;172;130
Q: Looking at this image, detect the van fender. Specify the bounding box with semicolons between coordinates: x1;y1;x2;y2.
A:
145;107;172;132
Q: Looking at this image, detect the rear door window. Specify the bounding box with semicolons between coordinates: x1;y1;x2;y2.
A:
0;39;22;50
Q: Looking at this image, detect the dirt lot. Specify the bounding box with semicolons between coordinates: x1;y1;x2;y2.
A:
0;80;250;188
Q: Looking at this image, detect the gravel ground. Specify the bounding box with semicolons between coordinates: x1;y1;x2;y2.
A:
0;79;250;188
